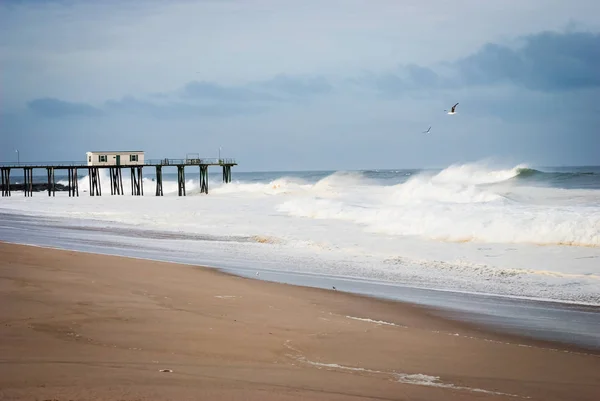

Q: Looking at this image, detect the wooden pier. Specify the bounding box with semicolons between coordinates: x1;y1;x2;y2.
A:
0;158;237;198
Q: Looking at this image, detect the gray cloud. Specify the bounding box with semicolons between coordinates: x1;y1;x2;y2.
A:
182;75;332;102
104;95;267;119
358;30;600;95
349;64;442;97
24;74;333;120
27;97;103;117
456;31;600;91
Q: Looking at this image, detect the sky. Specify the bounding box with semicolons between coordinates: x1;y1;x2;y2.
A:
1;0;600;171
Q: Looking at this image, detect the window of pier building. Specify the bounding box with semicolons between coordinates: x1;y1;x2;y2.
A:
130;154;138;162
98;155;107;162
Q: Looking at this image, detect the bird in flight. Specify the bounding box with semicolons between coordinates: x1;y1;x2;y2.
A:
422;126;431;134
445;102;459;115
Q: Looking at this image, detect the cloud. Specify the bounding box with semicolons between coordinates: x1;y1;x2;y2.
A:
349;64;442;97
455;31;600;91
24;73;333;120
357;30;600;95
27;97;103;117
181;75;332;102
104;95;267;118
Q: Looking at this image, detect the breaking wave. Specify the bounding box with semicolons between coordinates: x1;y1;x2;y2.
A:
275;163;600;247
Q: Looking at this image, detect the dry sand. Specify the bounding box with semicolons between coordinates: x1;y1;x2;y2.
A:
1;241;599;401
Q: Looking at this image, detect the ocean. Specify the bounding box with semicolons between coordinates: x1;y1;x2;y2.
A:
1;162;600;348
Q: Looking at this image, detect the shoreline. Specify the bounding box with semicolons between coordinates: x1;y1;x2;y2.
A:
1;241;599;400
2;240;599;355
2;238;600;353
7;237;600;308
1;205;598;309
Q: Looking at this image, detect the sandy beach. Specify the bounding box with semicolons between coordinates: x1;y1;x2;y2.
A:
1;241;599;401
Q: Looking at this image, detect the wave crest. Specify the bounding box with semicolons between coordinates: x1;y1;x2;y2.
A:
211;177;312;195
212;171;372;196
429;163;527;186
277;163;600;247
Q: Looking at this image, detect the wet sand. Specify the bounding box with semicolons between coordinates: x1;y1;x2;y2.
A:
1;242;599;400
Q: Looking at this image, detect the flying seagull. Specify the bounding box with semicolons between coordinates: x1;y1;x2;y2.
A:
422;126;431;134
445;102;459;115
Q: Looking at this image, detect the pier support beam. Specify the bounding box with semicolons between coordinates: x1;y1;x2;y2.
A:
1;168;10;197
109;167;124;195
47;167;56;197
200;165;209;194
88;167;101;196
23;167;33;197
67;168;79;197
155;166;163;196
131;167;143;196
222;165;232;183
177;165;186;196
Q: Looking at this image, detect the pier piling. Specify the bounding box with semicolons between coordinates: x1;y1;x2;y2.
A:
1;168;11;197
177;165;186;196
47;167;56;197
88;167;101;196
109;167;124;195
222;165;232;183
200;165;209;194
67;168;79;197
131;167;143;196
155;166;163;196
23;168;33;197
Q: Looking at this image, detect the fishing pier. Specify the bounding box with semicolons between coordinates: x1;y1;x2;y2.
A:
0;152;237;198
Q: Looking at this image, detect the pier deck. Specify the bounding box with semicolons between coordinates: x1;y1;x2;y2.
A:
0;158;237;197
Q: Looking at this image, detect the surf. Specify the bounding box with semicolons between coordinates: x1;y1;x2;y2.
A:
277;163;600;248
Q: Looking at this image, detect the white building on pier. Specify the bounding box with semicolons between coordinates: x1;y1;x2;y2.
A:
86;151;145;166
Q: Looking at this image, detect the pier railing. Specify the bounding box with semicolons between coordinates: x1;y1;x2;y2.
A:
150;158;237;166
0;161;89;168
0;158;237;168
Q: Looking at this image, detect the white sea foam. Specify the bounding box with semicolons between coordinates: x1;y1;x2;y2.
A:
2;162;599;305
428;162;526;185
394;373;526;397
345;316;406;327
211;177;313;196
276;164;600;247
284;340;526;398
